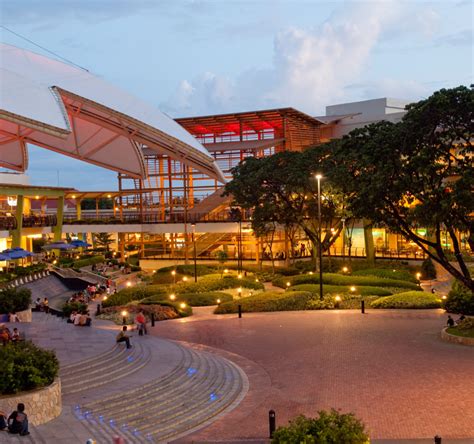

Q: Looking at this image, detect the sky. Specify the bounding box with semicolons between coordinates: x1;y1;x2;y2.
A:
1;0;472;190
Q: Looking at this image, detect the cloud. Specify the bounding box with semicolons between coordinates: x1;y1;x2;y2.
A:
162;1;401;116
435;29;473;47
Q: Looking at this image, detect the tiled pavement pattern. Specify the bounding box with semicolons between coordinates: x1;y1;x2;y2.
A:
150;308;474;443
0;312;247;444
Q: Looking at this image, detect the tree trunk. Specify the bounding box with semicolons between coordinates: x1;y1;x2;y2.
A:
363;219;375;265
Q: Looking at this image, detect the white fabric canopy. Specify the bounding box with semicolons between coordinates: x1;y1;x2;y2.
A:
0;43;225;182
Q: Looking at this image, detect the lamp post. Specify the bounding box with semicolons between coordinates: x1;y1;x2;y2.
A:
315;174;323;300
191;223;197;283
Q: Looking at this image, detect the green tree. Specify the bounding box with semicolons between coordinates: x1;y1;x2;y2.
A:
215;250;228;277
224;149;352;271
93;233;114;251
328;86;473;291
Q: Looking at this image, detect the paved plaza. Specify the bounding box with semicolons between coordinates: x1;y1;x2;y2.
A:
148;308;474;442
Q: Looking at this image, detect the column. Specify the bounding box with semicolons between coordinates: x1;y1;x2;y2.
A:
11;195;24;248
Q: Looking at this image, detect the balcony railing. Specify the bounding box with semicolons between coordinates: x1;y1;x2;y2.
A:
0;217;17;230
22;215;57;228
63;210;251;225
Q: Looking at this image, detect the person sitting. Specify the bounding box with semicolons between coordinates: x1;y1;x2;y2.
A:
9;312;20;323
73;312;82;326
0;409;6;430
447;315;455;328
67;311;77;324
116;326;131;349
33;298;41;312
456;314;466;324
41;297;49;314
7;403;29;436
0;325;10;345
11;328;21;343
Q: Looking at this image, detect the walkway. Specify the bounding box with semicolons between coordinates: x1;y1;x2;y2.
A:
0;311;247;443
149;307;474;442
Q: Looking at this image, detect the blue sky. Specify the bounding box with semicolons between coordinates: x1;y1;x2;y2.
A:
1;0;472;190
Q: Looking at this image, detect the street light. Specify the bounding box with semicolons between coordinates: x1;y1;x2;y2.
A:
191;223;197;283
315;174;323;300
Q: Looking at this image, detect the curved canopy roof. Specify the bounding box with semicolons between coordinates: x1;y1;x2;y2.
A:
0;43;225;182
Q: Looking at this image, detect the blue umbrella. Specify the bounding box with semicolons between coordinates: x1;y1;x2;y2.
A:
70;240;91;248
0;253;10;261
42;242;76;251
1;248;34;260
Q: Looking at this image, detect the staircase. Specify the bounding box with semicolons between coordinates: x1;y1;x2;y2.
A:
76;343;247;443
60;342;151;396
181;232;230;258
189;187;231;220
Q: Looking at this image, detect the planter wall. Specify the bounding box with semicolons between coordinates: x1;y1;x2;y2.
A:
0;308;31;323
441;327;474;346
0;378;62;425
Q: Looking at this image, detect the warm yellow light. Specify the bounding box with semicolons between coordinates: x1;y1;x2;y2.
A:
335;295;342;302
72;195;76;199
255;278;259;282
126;281;132;287
442;295;447;300
350;286;356;292
182;276;188;282
112;252;117;256
76;255;80;259
171;270;176;276
286;282;291;287
238;274;242;279
416;272;422;279
169;294;176;301
180;302;186;309
392;269;396;272
315;174;323;180
107;194;112;198
238;287;242;293
216;299;221;304
224;269;229;273
121;310;127;317
53;260;57;265
103;296;108;301
309;271;314;275
35;195;39;200
342;267;348;273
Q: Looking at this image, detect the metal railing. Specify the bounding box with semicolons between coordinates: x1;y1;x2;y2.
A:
0;216;17;230
22;215;57;228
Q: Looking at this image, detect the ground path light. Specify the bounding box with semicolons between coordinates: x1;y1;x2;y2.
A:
121;310;127;325
286;281;291;287
342;266;348;273
182;276;188;282
169;294;176;301
180;302;187;309
126;281;132;287
416;272;422;280
350;286;356;292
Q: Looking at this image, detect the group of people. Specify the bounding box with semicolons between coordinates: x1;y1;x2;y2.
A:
67;311;92;327
447;314;466;327
33;297;49;313
0;403;29;436
0;324;21;345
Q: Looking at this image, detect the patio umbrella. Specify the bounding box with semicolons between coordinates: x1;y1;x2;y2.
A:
69;240;91;248
42;242;76;251
0;253;10;260
1;248;34;259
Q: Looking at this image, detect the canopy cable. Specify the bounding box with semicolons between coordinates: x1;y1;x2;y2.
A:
1;25;89;72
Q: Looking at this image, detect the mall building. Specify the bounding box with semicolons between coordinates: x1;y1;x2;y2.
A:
0;44;467;268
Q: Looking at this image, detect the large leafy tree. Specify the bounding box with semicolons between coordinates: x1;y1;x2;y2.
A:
224;148;351;266
328;86;473;291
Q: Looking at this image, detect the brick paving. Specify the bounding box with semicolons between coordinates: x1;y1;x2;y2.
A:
150;308;474;442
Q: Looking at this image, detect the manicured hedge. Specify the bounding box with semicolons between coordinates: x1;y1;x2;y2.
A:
72;255;105;270
102;285;167;307
175;274;264;294
371;291;441;309
139;300;193;317
215;291;313;314
287;284;393;297
0;341;59;394
273;273;419;290
157;264;216;277
443;280;474;315
352;268;418;283
171;291;233;306
0;287;31;313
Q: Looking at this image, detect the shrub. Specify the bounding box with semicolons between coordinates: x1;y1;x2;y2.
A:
421;257;437;280
72;255;105;270
169;291;233;306
0;341;59;394
273;273;419;290
102;285;167;307
0;287;31;313
443;280;474;315
175;274;264;294
353;268;418;283
447;317;474;338
139;300;193;317
288;284;393;297
157;264;216;277
62;301;88;317
215;291;313;314
152;271;182;285
371;291;441;309
272;409;369;444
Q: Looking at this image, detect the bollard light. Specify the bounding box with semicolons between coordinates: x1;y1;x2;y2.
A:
255;278;259;282
342;267;348;273
180;302;186;309
121;310;127;325
269;409;276;438
182;276;188;282
238;274;242;279
216;298;221;304
350;286;356;292
224;269;229;274
286;281;291;287
103;296;108;301
416;272;422;280
309;271;313;275
335;295;342;302
169;294;176;301
441;295;447;300
126;281;132;287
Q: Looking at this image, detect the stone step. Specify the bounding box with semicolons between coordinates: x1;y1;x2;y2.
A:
79;345;246;443
61;344;126;373
62;342;151;395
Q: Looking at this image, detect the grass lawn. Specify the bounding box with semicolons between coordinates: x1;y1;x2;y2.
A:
447;327;474;338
